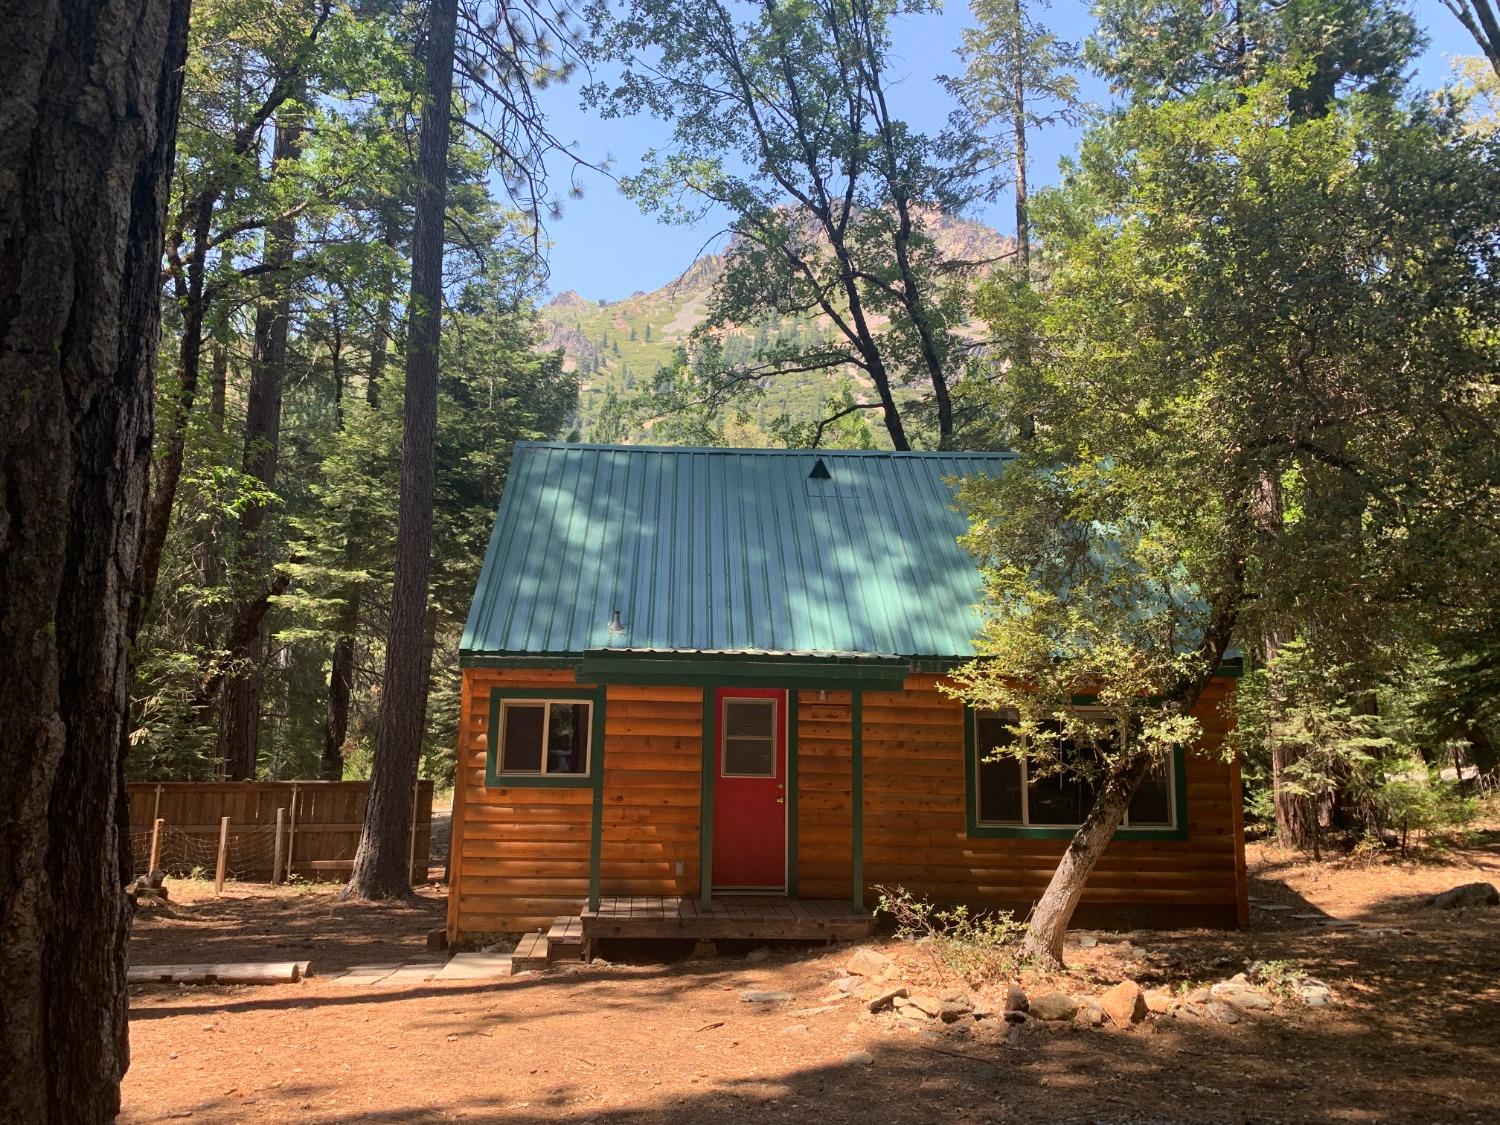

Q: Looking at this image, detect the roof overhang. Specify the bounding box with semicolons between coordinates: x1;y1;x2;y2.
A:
577;650;912;689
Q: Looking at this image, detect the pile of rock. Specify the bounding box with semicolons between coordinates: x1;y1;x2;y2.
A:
832;945;1333;1035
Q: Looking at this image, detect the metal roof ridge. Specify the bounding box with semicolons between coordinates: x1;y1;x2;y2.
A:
514;440;1015;458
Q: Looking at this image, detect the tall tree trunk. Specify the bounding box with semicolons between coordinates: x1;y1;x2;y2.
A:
1253;472;1316;850
0;0;190;1118
322;246;396;779
192;308;231;651
1011;0;1029;275
218;108;304;780
344;0;458;900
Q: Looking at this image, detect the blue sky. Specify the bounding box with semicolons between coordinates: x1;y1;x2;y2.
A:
534;1;1482;301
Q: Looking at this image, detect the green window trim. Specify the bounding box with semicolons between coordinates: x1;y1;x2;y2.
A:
484;687;606;788
962;707;1189;842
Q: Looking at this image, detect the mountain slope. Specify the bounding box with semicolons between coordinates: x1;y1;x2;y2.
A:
541;213;1012;443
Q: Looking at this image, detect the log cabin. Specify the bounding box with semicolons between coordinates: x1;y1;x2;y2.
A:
447;443;1247;956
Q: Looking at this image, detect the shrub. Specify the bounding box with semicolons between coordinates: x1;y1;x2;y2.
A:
873;884;1027;986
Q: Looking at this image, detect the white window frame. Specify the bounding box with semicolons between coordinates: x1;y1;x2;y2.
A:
497;698;593;776
973;709;1177;831
720;697;779;778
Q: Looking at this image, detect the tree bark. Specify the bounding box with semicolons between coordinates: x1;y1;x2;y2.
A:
1019;563;1243;967
0;0;190;1117
218;107;304;780
343;0;458;900
1019;748;1158;967
1011;0;1030;275
321;234;396;780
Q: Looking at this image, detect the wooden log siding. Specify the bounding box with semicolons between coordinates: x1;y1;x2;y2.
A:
599;684;703;899
449;668;592;937
796;690;855;900
447;667;1245;941
860;674;1245;928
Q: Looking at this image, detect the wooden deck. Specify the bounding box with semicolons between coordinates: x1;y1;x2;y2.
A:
581;896;874;942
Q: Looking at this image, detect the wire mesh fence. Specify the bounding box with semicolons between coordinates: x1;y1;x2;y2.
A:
129;823;283;881
126;780;434;884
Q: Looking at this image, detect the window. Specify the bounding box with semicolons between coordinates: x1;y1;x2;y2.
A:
722;698;777;776
497;700;592;775
972;710;1176;830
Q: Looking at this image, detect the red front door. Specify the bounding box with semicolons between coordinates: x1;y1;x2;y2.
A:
711;688;787;890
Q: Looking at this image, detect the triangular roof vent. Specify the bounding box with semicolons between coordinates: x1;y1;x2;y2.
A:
808;457;831;480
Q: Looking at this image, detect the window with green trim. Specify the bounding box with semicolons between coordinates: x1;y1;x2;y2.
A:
973;710;1176;830
497;699;592;775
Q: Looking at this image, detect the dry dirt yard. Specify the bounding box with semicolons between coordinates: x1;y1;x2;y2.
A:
123;828;1500;1124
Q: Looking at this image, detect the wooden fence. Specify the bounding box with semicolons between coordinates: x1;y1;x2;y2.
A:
127;780;434;884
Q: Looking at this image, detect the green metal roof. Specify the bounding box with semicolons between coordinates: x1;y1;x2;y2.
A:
461;443;1012;662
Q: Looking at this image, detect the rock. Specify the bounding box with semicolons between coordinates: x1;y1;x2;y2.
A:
939;1001;972;1023
740;990;793;1003
1002;983;1028;1013
1003;1009;1027;1024
1077;1000;1107;1027
863;986;908;1013
845;1050;874;1067
846;948;894;977
1427;882;1499;910
1295;980;1333;1007
1028;991;1079;1022
1184;987;1213;1004
1173;1002;1207;1021
852;980;905;1004
1205;999;1243;1025
745;946;772;964
1099;980;1149;1026
939;987;971;1005
1145;991;1174;1015
1210;980;1272;1011
895;1018;927;1032
835;976;857;994
904;993;943;1018
970;1003;994;1021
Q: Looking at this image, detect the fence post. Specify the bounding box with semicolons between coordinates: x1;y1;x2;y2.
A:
148;817;164;874
285;782;299;882
214;816;230;894
407;774;421;884
272;807;286;886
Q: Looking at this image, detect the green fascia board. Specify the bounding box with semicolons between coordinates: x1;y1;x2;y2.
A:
960;705;1189;842
576;653;910;689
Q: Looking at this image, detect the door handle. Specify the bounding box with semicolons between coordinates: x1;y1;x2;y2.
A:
775;797;785;804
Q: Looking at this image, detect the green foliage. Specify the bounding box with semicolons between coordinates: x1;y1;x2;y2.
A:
945;0;1087;198
586;0;984;448
874;884;1028;985
953;8;1500;858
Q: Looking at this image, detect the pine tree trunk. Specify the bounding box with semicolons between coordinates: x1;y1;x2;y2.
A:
1011;0;1029;275
218;107;304;780
321;235;396;780
0;0;190;1117
344;0;458;900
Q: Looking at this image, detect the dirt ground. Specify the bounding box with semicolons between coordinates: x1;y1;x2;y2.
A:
123;825;1500;1124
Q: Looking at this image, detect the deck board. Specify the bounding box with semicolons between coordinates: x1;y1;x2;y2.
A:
582;896;873;942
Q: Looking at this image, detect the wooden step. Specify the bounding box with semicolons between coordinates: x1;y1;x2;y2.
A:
511;933;550;974
545;915;585;963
